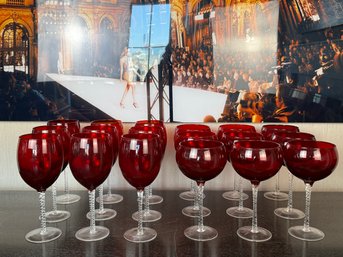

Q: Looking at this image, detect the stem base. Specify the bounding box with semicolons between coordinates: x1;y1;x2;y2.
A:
184;225;218;241
56;194;80;204
288;225;325;241
147;195;163;205
237;226;272;242
75;226;109;242
179;190;196;201
132;210;161;222
97;193;123;204
182;206;211;218
45;210;71;223
264;191;288;201
226;206;253;219
274;208;305;220
86;208;117;221
124;227;157;243
222;191;248;201
25;227;61;244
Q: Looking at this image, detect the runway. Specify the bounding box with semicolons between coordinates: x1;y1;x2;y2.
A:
47;73;227;122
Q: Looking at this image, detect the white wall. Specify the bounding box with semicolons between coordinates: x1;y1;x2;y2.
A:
1;121;342;192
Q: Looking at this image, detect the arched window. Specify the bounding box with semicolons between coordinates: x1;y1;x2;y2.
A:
99;17;115;65
0;22;29;75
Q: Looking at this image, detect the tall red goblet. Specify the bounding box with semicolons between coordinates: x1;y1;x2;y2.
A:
134;120;166;205
119;133;162;243
91;119;124;204
261;124;299;201
47;119;81;204
17;133;64;243
176;139;227;241
230;140;283;242
221;131;263;219
69;132;113;241
32;125;71;223
271;131;316;220
174;130;217;218
284;140;338;241
82;125;119;221
174;124;211;201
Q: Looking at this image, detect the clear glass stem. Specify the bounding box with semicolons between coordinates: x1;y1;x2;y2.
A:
191;180;196;192
149;185;152;197
89;190;96;234
238;177;244;210
39;192;47;235
303;183;312;232
286;172;294;212
107;175;112;196
193;184;200;210
64;169;69;195
99;185;104;212
197;183;205;233
144;187;150;214
137;190;144;235
251;184;259;233
233;172;239;191
52;182;57;214
274;173;280;194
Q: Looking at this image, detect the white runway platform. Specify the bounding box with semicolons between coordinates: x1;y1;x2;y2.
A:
47;73;227;122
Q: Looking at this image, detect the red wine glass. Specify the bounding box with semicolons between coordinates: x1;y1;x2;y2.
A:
174;130;217;218
217;124;256;140
119;133;162;243
284;140;338;241
221;131;263;219
69;132;113;241
261;124;299;201
17;133;64;243
230;140;283;242
174;124;211;201
32;125;71;223
82;125;119;221
91;119;124;204
134;120;167;205
47;119;81;204
271;131;316;220
176;139;227;241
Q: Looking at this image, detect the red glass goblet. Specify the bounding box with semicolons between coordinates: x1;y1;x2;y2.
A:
217;124;256;140
69;132;113;241
32;125;71;223
261;124;299;201
91;119;124;204
221;131;263;219
176;139;227;241
174;124;211;201
284;140;338;241
82;125;119;221
119;133;162;243
47;119;81;204
17;133;64;243
271;131;316;220
230;140;283;242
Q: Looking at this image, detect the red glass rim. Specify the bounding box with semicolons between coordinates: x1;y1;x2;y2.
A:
19;133;60;140
176;130;216;138
71;132;111;140
218;124;256;131
136;120;164;125
91;119;123;127
122;133;159;141
233;140;281;149
175;124;211;133
261;124;299;132
179;139;224;149
32;125;67;133
48;119;80;125
221;131;263;139
271;131;316;142
285;140;336;150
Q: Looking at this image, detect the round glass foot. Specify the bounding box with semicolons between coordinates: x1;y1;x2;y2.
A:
226;207;253;219
56;194;80;204
182;206;211;218
237;226;272;242
132;210;162;222
86;209;117;221
45;210;71;223
179;191;196;201
97;194;123;204
222;191;248;201
148;195;163;205
274;208;305;220
124;227;157;243
264;191;288;201
25;227;62;244
75;226;109;242
288;225;325;241
184;225;218;241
